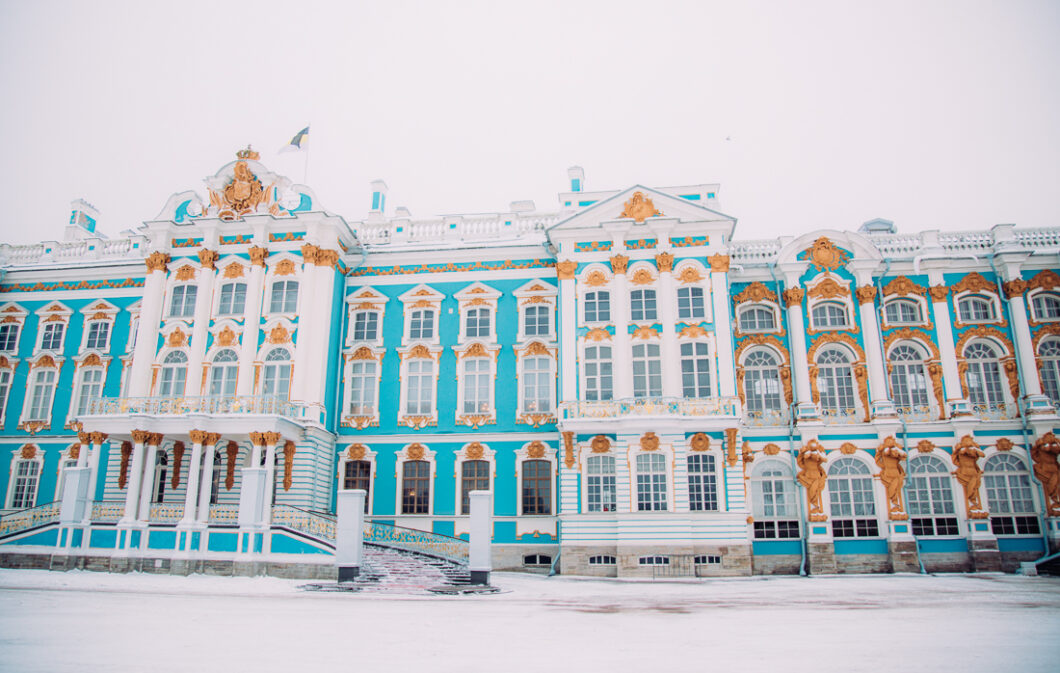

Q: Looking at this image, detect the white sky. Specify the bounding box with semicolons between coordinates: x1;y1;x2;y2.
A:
1;0;1057;246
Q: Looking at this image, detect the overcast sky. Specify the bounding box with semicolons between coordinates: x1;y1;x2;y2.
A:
1;0;1057;246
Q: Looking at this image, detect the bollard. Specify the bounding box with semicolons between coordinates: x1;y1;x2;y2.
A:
336;489;366;582
469;490;492;585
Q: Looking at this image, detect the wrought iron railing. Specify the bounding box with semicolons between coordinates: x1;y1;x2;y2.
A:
364;520;469;564
148;503;185;523
743;408;792;427
0;501;60;537
83;395;303;420
559;396;741;420
271;504;336;542
819;408;862;425
972;403;1019;421
208;504;239;525
91;501;125;522
896;405;936;422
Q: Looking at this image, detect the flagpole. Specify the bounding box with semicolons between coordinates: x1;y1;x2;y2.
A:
303;122;311;185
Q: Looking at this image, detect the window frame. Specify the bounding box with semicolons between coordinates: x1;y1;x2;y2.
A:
737;304;778;333
1030;290;1060;323
983;452;1041;537
582;342;614;401
679;340;713;398
22;366;58;424
751;459;800;539
216;281;248;317
516;443;557;516
676;285;707;320
907;454;961;537
635;452;669;512
810;301;851;330
5;447;44;510
582;290;612;324
629;288;659;322
268;279;300;315
168;284;198;319
827;456;881;538
631;341;663;398
260;347;293;399
585;453;617;513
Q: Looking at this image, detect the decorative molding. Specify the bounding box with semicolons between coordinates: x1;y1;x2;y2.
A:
655;252;674;273
952;436;988;518
590;435;610;454
215;326;238;347
678;324;708;339
708;254;730;273
883;328;941;361
197;249;219;270
274;259;297;276
883;276;926;297
556;260;577;280
1029;269;1060;292
267;325;291;344
175;265;197;281
839;442;858;455
952;272;995;295
807;276;849;300
782;288;804;307
855;285;877;305
248;246;269;267
562;431;576;468
631;325;659;340
406;443;426;461
763;443;782;456
527;441;546;459
225;441;238;490
996;437;1014;452
1003;278;1029;299
223;262;245;279
797;439;828;521
347;444;367;460
805;237;848;271
283;441;295;491
167;329;187;348
584;328;611;342
618;191;661;223
725;428;739;466
733;282;778;305
171;442;185;489
928;285;949;302
145;251;170;273
1031;432;1060;515
585;269;610;287
689;432;710;452
609;255;629;275
640;432;659;452
118;442;132;489
630;268;655;285
676;265;705;284
875;436;908;520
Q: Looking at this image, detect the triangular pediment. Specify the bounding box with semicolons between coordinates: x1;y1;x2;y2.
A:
547;185;736;240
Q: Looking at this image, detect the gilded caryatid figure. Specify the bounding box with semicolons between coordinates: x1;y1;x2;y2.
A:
952;435;987;518
1031;432;1060;516
875;437;908;520
797;439;828;521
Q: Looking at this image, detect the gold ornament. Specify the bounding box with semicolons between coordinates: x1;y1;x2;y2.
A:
618;191;661;223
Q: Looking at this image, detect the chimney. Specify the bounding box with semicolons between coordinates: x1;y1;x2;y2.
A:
370;180;388;214
65;199;101;241
567;166;584;193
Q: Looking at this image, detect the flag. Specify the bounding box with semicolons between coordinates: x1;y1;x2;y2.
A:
279;126;310;153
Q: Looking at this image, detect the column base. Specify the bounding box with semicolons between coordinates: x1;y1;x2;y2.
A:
947;399;974;417
337;566;360;583
870;399;898;418
1024;394;1059;415
469;570;491;585
794;403;820;421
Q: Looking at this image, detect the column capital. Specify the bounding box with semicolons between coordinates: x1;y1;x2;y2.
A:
855;285;877;305
197;249;219;270
249;431;266;446
248;246;269;266
130;429;152;445
204;432;222;445
708;253;730;273
315;249;340;268
90;431;108;444
147;432;164;447
77;431;91;445
928;285;950;302
655;252;674;273
1003;278;1029;299
145;251;170;273
556;260;577;280
609;254;629;275
301;243;321;265
782;287;805;307
263;431;282;446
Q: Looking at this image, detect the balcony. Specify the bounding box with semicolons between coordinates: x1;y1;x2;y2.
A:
78;395;309;437
558;397;741;431
85;395;303;420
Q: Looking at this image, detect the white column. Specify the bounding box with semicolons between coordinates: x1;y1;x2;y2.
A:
1003;282;1043;396
236;249;267;395
82;433;106;524
290;245;319;406
856;283;895;417
76;431;90;467
181;431;206;525
197;439;219;524
658;256;681;397
558;264;577;402
121;432;148;523
137;438;160;522
128;255;168;396
710;256;737;398
306;255;337;414
184;257;217;397
784;292;816;417
611;259;633;399
261;433;280;521
926;275;969;415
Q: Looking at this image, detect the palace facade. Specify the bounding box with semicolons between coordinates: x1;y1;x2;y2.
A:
1;149;1059;577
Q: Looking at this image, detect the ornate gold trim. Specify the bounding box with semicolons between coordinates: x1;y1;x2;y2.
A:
585;269;610;287
763;443;781;455
618;191;661;223
145;252;170;273
631;326;659;340
708;254;730;273
855;285;877;305
797;439;828;520
733;282;778;305
584;328;611;342
175;265;197;281
675;265;705;284
1031;433;1060;515
952;272;996;295
690;432;710;452
590;435;610;454
556;260;577;280
725;428;739;466
640;432;659;452
805;237;848;271
630;267;655;285
883;276;926;297
1029;269;1060;291
1003;278;1029;299
782;288;804;307
609;255;629;275
655;252;674;273
807;276;849;300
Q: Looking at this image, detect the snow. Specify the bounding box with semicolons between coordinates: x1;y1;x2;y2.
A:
1;569;1058;673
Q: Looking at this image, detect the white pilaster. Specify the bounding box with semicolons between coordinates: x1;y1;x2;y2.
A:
127;260;168;396
262;436;279;521
612;265;633;399
181;434;205;525
290;247;318;408
121;436;146;524
196;440;218;524
658;259;681;397
927;270;971;416
184;261;217;397
236;252;266;396
711;257;737;397
559;271;577;402
137;441;159;522
851;270;895;418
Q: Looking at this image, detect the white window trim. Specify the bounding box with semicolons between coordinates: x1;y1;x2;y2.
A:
255;342;295;399
907;453;967;537
515;341;557;425
579;335;616;402
676;336;717;398
124;301;142;354
455;282;501;345
980;446;1041;531
19;358;62;429
5;446;44;510
627;262;660;324
952;290;1003;328
630;445;673;513
880;296;931;329
453;342;500;428
337;444;378;516
580;445;617;515
0;303;28;355
453;442;496;517
736;301;782;335
214;278;250;320
340;348;384;429
34;302;73;353
78;300;119;353
885;339;938;418
675;281;710;321
0;357;19;428
394;443;437;517
686;443;727;513
812;344;865;420
960;337;1017;410
346;286;387;348
398;284;444;346
577;264;614;327
630;336;664;398
152;347;190;397
54;445;80;501
515;442;558;517
396;344;442;429
823;450;885;537
514;280;558;342
262;254;305;319
67;359;110;425
673;260;713;322
1027;288;1060;324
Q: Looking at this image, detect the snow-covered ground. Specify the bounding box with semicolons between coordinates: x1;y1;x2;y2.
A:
1;569;1058;673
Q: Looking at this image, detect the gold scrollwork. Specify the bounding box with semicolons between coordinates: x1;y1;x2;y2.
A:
556;260;577;280
610;255;629;275
618;191;661;223
733;282;778;305
883;276;926;297
807;276;850;300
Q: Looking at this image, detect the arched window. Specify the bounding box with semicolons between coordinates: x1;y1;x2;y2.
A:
632;343;662;398
269;280;299;314
522;356;552;413
1039;339;1060;405
583;345;613;401
152;452;169;503
828;457;879;537
816;349;856;413
169;285;197;318
465;307;491;338
209;349;239;397
158;351;188;397
8;456;41;509
884;299;922;324
811;302;849;329
958;295;995;322
984;454;1040;536
908;455;959;536
401;460;430;514
218;282;247;316
460;460;489;515
964;342;1005;408
262;348;292;399
462;358;491;414
687;453;718;511
522;459;552;515
352;311;379;341
348;360;377;415
677;286;706;319
584;291;611;323
630;289;658;322
343;460;371;513
751;460;799;539
1032;292;1060;321
680;342;712;397
739;305;775;332
889;344;930;412
523;305;550;336
586;454;616;512
744;350;782;413
406;359;434;414
635;453;667;511
409;309;435;340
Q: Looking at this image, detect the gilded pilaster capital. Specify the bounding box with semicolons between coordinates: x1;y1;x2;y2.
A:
197;249;219;270
928;285;949;302
130;429;152;445
315;249;340;267
782;288;805;307
147;432;164;446
189;429;208;445
300;243;321;265
90;431;108;445
248;246;269;266
556;260;577;280
249;431;266;447
204;432;222;445
1003;278;1029;299
609;254;629;275
855;285;877;305
262;431;282;446
708;254;730;273
655;252;674;273
145;252;170;273
77;431;91;445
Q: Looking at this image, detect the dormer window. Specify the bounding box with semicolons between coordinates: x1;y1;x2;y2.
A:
739;305;776;332
884;299;922;325
958;295;995;323
630;289;658;322
409;309;435;340
40;323;65;351
811;302;849;330
170;285;197;318
352;311;379;341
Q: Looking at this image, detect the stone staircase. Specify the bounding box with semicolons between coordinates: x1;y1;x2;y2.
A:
332;544;472;593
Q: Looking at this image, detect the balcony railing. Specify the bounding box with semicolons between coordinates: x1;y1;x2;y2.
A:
558;396;741;420
972;403;1019;421
819;408;862;425
84;395;303;420
743;408;792;427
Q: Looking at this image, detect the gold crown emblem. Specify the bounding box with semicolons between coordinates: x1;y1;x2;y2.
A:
236;145;260;161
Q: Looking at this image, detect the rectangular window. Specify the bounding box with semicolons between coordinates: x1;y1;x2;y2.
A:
524;305;550;336
465;308;491;338
677;286;706;319
0;324;19;352
10;460;40;509
218;283;247;315
406;360;434;415
270;281;298;313
401;460;430;514
40;323;65;351
27;370;57;421
522;356;552;413
352;312;379;341
522;460;552;515
343;460;371;513
680;342;712;397
687;454;718;511
409;310;435;340
0;370;11;420
462;359;491;414
170;285;197;318
584;291;611;323
76;369;105;416
632;343;662;398
630;289;658;322
636;453;668;511
587;455;616;512
84;321;110;350
584;345;613;401
460;460;490;514
349;361;377;415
